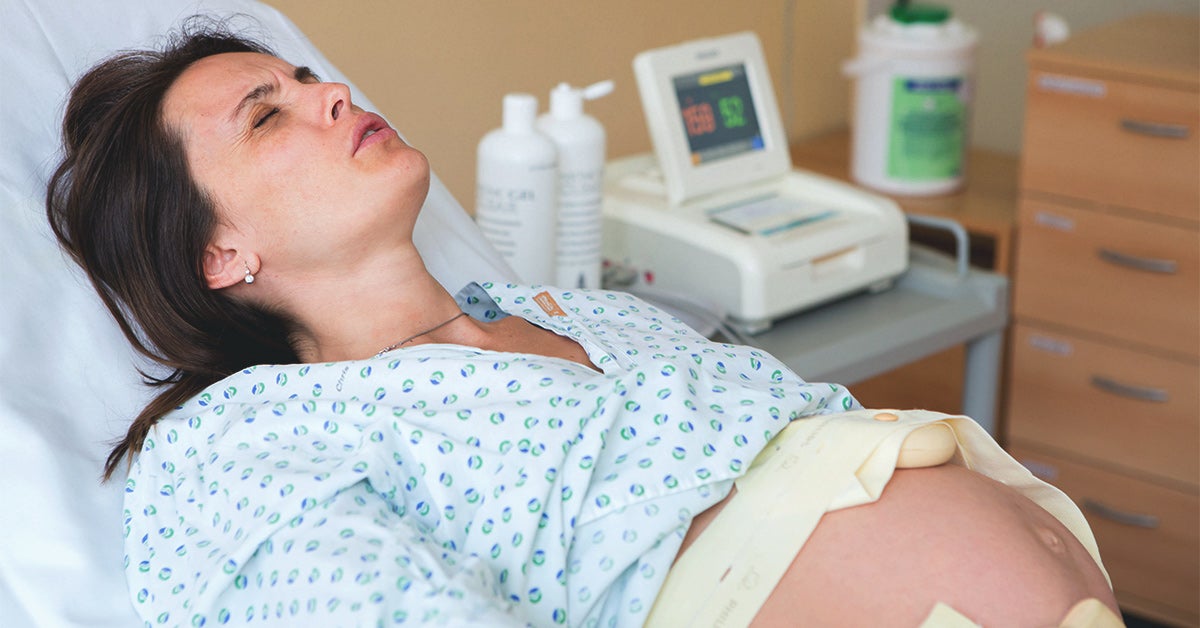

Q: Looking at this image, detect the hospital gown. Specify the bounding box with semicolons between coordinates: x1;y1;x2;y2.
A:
123;282;859;627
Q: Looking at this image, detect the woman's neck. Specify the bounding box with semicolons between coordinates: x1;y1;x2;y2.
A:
277;245;467;363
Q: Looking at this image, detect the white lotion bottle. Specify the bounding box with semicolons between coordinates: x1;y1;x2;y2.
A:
537;80;613;289
475;93;559;285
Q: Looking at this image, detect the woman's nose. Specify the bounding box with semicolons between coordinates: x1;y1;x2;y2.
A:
321;82;352;124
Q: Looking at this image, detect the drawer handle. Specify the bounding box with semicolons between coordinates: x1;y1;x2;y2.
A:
1097;248;1178;274
1090;375;1169;403
1083;499;1160;529
1120;118;1190;139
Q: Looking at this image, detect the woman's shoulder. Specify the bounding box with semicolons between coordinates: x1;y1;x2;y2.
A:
159;362;329;420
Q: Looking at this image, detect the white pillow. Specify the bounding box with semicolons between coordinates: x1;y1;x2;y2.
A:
0;1;513;625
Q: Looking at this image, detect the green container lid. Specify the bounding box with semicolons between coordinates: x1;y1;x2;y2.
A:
890;3;951;24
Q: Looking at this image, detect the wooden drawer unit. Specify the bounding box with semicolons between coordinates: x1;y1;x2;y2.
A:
1022;73;1198;222
1013;198;1199;355
1008;15;1199;623
1010;445;1199;627
1008;323;1198;485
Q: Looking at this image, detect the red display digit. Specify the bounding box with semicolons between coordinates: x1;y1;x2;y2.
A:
682;102;716;137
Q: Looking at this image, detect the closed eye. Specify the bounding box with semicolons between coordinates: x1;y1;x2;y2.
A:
254;107;280;128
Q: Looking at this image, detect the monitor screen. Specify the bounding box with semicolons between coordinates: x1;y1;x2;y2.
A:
672;63;764;166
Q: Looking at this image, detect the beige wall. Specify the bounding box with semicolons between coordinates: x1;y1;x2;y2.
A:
267;1;855;208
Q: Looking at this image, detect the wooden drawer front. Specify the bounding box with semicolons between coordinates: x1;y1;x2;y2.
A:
1008;445;1199;626
1014;198;1199;355
1021;70;1199;222
1007;323;1199;485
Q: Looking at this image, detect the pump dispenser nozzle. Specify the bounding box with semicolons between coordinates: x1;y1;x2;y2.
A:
548;80;614;120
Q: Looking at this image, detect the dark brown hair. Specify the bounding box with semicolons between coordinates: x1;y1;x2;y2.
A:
46;21;300;480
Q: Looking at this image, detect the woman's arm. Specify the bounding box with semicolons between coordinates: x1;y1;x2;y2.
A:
135;479;525;626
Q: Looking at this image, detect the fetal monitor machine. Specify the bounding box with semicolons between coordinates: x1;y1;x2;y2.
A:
603;32;908;332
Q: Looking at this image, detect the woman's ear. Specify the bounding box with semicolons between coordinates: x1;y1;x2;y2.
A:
203;244;253;290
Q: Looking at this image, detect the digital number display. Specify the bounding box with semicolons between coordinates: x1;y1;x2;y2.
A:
673;64;763;165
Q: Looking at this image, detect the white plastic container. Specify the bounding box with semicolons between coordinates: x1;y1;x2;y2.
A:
475;93;559;285
537;80;613;289
843;4;977;196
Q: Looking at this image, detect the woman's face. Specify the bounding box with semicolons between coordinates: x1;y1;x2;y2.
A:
163;52;429;282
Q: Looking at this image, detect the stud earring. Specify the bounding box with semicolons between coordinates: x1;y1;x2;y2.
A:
243;261;255;284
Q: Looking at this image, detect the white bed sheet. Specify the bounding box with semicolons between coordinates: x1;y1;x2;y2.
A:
0;1;514;624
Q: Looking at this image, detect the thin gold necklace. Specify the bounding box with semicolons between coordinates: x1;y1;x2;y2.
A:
375;311;468;357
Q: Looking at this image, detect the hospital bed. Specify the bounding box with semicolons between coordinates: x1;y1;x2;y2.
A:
0;1;1023;624
0;1;517;624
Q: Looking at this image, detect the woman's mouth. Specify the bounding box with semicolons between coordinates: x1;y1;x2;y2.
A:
352;113;397;155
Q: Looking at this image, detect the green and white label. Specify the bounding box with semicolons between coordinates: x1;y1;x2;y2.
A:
888;76;966;181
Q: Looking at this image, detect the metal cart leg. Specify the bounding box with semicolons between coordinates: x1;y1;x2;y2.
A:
962;329;1003;436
